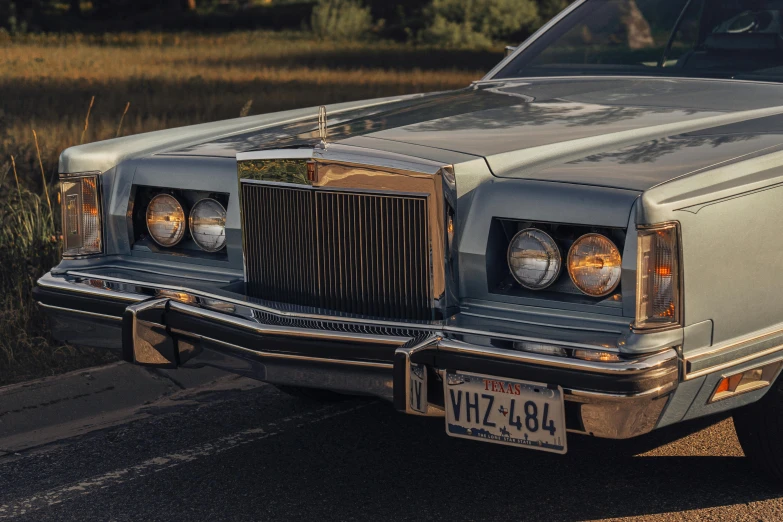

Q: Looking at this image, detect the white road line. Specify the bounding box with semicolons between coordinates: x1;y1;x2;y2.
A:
0;403;368;519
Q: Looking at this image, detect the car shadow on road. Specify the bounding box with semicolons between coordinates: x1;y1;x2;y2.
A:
219;399;781;521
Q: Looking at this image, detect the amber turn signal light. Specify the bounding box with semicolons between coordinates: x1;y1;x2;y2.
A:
710;362;783;403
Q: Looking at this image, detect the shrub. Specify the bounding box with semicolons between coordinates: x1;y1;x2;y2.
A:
420;0;541;48
537;0;570;23
310;0;374;41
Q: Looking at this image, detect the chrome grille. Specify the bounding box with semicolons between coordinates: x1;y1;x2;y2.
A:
241;183;431;320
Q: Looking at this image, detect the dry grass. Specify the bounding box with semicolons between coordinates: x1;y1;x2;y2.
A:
0;31;494;386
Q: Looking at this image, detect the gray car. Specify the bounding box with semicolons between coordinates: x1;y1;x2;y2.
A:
35;0;783;477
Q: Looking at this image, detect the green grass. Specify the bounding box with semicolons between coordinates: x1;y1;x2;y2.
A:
0;31;499;386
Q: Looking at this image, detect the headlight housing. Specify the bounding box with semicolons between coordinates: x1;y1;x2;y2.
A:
189;198;227;252
146;194;187;247
567;234;622;297
61;174;102;257
507;228;562;290
634;223;681;330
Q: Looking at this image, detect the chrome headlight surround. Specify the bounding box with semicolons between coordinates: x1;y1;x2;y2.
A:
60;173;102;258
189;198;227;252
634;222;682;331
507;228;562;290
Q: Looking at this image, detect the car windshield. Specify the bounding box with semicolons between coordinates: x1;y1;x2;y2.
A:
494;0;783;83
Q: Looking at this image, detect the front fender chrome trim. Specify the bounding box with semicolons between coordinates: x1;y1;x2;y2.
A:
687;343;783;380
39;272;143;303
37;301;124;322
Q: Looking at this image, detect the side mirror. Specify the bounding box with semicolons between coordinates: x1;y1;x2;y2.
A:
505;45;518;57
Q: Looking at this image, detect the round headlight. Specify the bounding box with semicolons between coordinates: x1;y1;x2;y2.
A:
507;228;562;290
567;234;622;297
146;194;186;247
189;199;226;252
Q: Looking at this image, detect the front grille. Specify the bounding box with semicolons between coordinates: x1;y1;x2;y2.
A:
241;183;431;320
251;310;426;339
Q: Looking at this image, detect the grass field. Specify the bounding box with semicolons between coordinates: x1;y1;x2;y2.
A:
0;31;496;385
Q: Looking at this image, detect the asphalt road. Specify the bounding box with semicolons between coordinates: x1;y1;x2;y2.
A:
1;377;782;521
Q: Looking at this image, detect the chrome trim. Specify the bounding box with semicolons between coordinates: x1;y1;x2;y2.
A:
36;301;123;322
39;273;637;351
236;145;452;321
58;171;102;180
41;272;439;330
444;324;621;350
127;298;176;367
482;0;589;81
476;74;783;89
566;384;676;401
169;300;411;346
238;146;445;175
437;338;678;376
73;265;234;284
396;335;440;416
687;324;783;363
193;334;394;369
565;387;671;439
39;272;144;303
40;273;680;439
687;343;783;380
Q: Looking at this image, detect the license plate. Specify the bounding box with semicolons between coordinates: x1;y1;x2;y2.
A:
444;371;567;454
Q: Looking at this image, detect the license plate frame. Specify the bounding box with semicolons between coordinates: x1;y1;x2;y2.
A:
444;371;567;454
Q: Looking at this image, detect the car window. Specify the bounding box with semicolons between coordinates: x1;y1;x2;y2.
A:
494;0;783;83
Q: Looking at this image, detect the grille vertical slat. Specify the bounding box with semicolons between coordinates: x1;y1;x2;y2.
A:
241;183;431;320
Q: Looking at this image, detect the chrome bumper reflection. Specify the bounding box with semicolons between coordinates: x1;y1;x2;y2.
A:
37;272;680;439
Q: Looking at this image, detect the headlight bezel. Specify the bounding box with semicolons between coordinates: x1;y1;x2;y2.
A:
492;218;628;304
60;172;103;259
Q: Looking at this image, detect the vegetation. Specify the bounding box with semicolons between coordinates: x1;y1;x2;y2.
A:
420;0;541;48
0;31;493;386
2;0;566;47
310;0;373;41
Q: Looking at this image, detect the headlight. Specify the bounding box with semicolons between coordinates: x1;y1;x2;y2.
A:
189;199;227;252
634;223;681;330
567;234;622;297
61;174;102;257
146;194;186;247
507;228;562;290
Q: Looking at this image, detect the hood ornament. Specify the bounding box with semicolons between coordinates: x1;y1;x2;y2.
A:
317;106;328;150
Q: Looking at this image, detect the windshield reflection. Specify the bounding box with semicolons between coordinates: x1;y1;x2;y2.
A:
496;0;783;83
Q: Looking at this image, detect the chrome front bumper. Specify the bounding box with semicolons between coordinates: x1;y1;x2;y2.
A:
35;272;680;440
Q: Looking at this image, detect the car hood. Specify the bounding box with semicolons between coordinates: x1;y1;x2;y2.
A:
166;77;783;191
